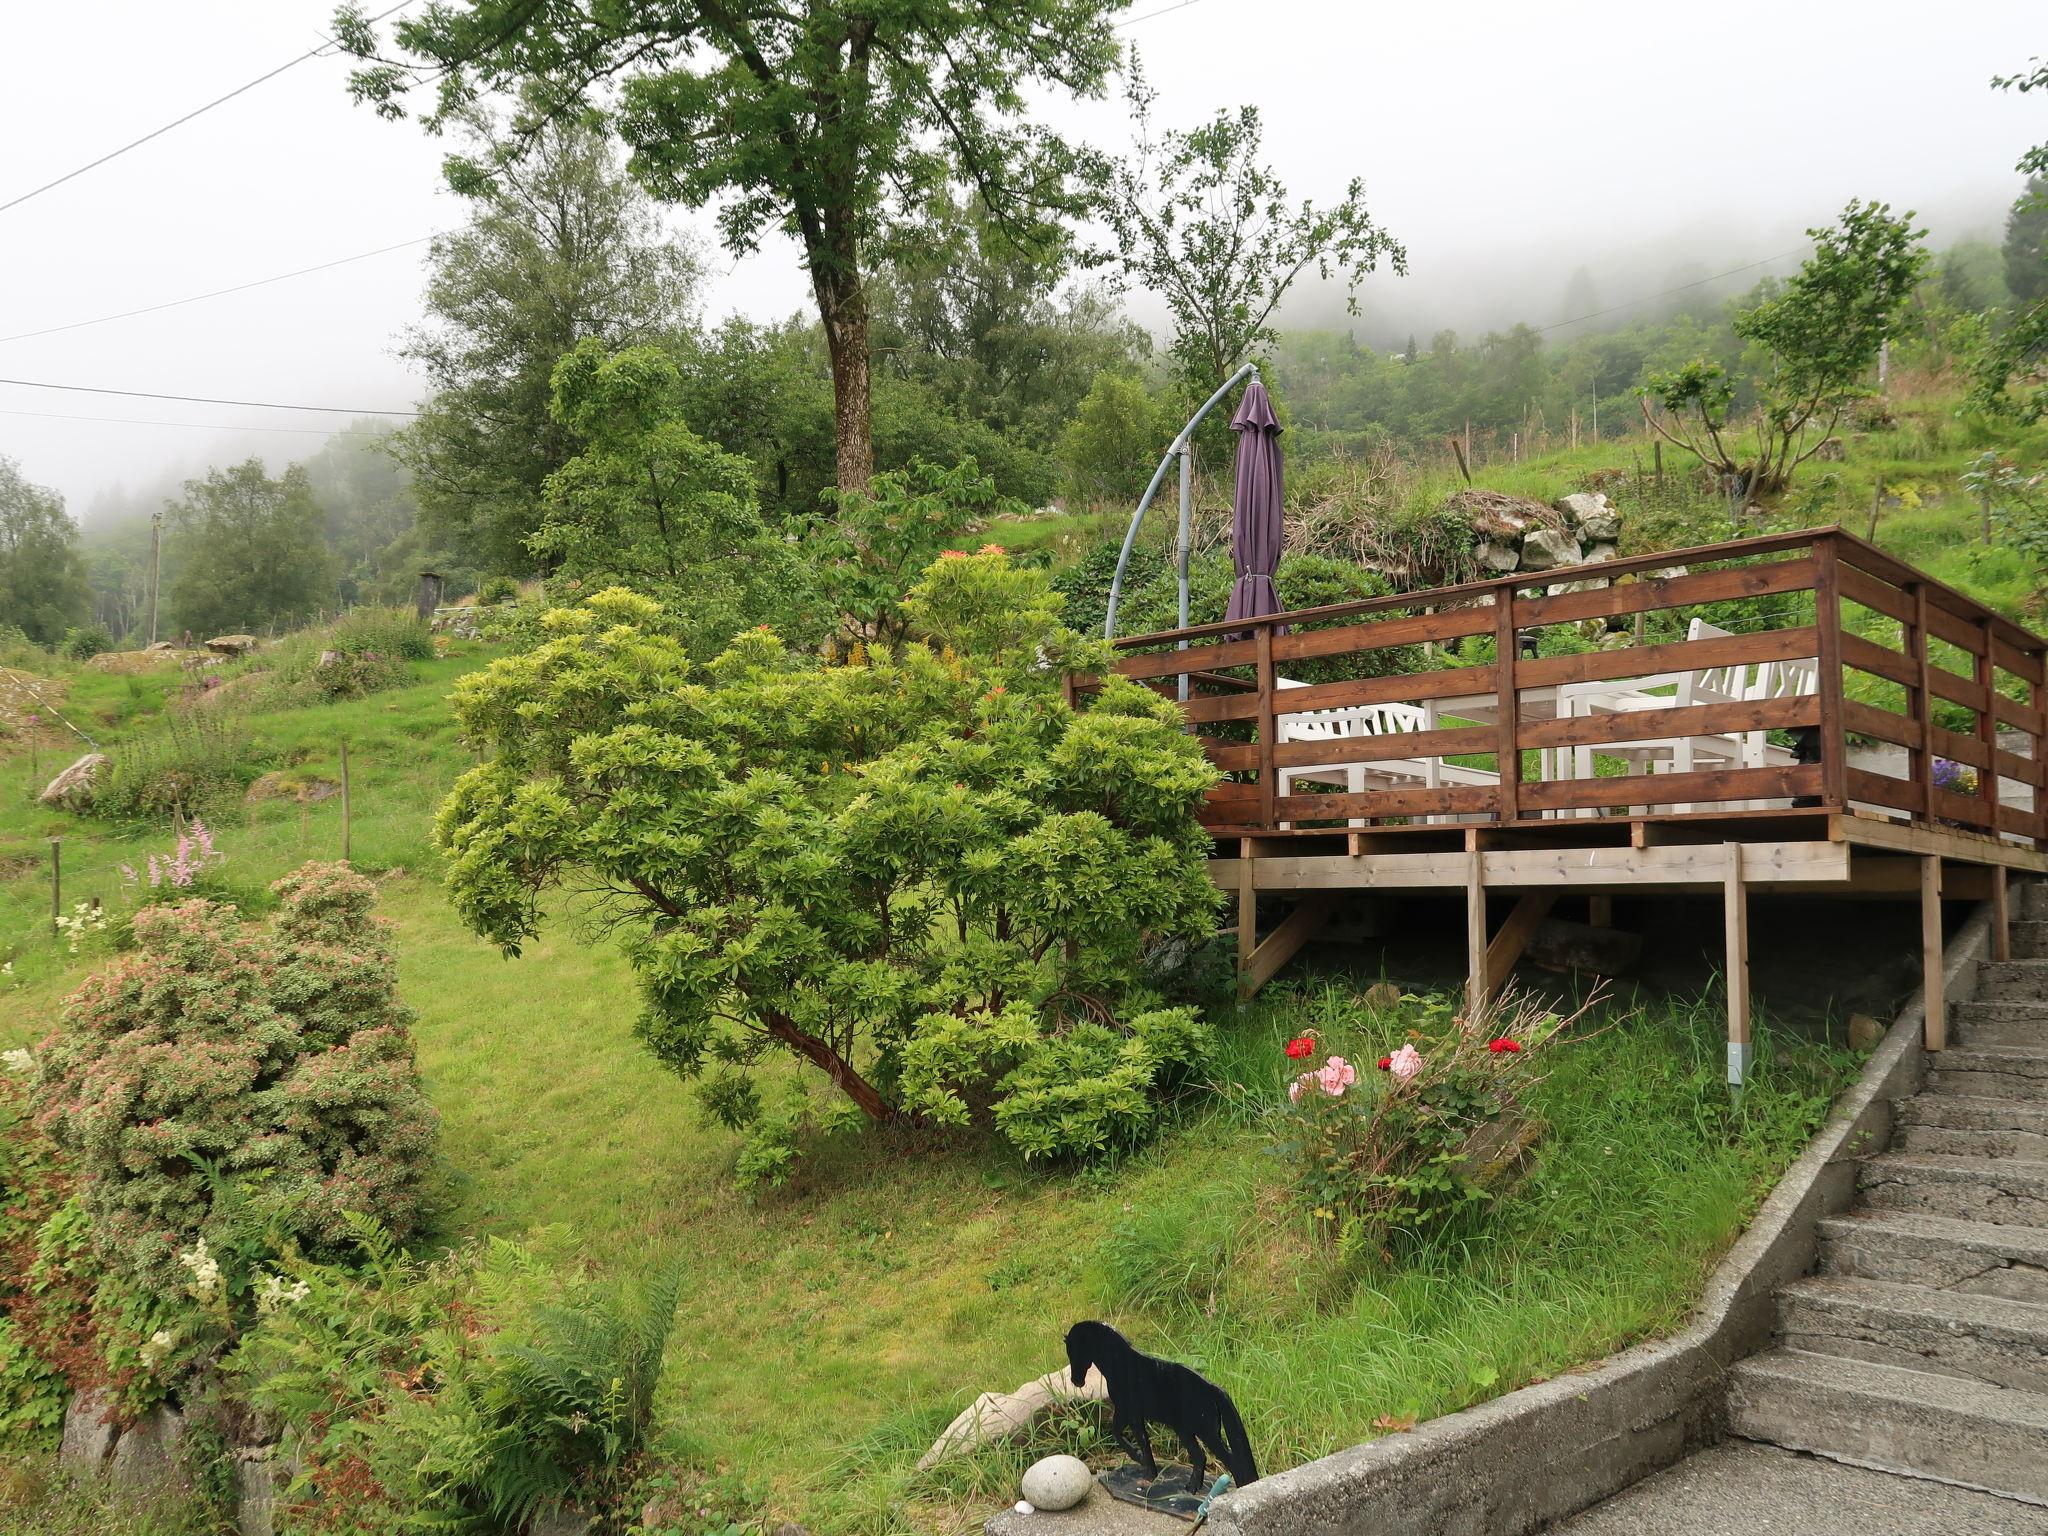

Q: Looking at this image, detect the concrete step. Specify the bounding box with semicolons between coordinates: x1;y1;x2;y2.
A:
1928;1047;2048;1102
1857;1153;2048;1226
1728;1348;2048;1502
1978;960;2048;1002
1819;1210;2048;1305
1957;1007;2048;1052
2017;882;2048;921
1776;1275;2048;1392
2011;918;2048;957
1895;1096;2048;1161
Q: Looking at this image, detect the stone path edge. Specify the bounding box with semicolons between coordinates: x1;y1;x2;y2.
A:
1194;903;1994;1536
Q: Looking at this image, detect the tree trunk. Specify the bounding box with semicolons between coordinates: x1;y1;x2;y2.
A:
810;217;874;493
763;1012;896;1122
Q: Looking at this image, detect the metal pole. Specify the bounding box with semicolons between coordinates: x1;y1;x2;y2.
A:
146;511;163;648
1103;360;1260;641
1176;447;1194;702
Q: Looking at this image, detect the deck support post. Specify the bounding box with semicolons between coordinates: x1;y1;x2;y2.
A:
1922;855;1946;1051
1993;864;2011;963
1465;849;1487;1019
1724;842;1751;1088
1486;893;1557;996
1236;842;1257;999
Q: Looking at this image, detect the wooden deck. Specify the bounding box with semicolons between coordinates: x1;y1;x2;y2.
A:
1101;528;2048;1080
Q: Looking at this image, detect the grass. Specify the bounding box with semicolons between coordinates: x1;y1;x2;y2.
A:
0;518;1869;1531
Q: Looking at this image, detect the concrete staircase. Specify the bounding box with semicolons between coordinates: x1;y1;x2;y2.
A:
1727;882;2048;1504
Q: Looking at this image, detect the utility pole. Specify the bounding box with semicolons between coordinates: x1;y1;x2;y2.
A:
146;510;163;647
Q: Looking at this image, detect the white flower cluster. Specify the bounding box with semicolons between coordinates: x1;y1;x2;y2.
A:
52;901;107;955
178;1237;222;1303
138;1328;179;1369
2;1048;33;1076
255;1271;311;1316
1;961;16;988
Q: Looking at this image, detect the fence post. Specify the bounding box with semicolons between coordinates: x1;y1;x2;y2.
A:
1494;587;1521;823
1725;842;1751;1089
1976;616;2000;833
1922;856;1946;1052
1909;584;1935;820
1814;537;1847;809
340;741;352;864
48;838;60;935
1255;623;1277;832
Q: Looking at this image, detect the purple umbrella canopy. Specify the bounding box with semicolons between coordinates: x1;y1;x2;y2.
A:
1224;378;1285;627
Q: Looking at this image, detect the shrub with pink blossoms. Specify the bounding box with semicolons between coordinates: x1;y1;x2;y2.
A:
30;862;439;1292
120;818;225;892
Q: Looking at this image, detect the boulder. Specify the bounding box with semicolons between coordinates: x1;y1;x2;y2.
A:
1363;981;1403;1013
1444;489;1554;540
38;752;107;809
59;1389;118;1472
917;1364;1107;1469
1020;1455;1095;1512
235;1452;280;1536
1848;1013;1887;1052
1474;540;1521;574
1518;528;1582;572
245;771;340;806
1584;541;1619;563
1555;492;1622;542
205;634;258;656
1526;918;1643;976
108;1404;186;1492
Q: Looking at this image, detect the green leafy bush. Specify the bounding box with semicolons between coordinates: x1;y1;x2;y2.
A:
233;1222;684;1533
59;625;114;661
476;575;520;605
435;553;1221;1177
92;713;267;819
256;607;434;705
30;864;439;1295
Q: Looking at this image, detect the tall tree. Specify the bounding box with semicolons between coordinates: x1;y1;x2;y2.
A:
336;0;1127;495
1977;59;2048;422
0;456;90;645
2003;174;2048;307
398;109;700;574
1098;64;1406;400
164;461;337;638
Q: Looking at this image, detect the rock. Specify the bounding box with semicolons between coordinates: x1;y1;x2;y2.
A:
1445;489;1553;540
59;1389;117;1472
205;634;258;656
317;649;342;668
1518;527;1583;572
1597;631;1637;651
917;1364;1107;1469
1020;1455;1095;1512
529;1505;593;1536
1363;981;1403;1013
770;1524;810;1536
1555;492;1622;542
1815;437;1846;462
1526;918;1643;977
1474;539;1521;574
1583;541;1619;563
39;752;107;809
245;771;340;806
1848;1012;1887;1052
108;1404;186;1493
235;1452;281;1536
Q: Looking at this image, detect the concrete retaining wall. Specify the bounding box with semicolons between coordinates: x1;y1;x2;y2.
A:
1201;902;1993;1536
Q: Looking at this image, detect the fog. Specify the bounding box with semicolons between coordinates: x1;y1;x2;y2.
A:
1;0;2038;522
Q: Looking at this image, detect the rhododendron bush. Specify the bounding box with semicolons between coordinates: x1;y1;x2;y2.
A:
31;862;439;1290
1277;991;1586;1258
434;551;1222;1177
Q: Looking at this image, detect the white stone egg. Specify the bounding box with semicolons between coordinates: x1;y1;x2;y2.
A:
1020;1455;1093;1512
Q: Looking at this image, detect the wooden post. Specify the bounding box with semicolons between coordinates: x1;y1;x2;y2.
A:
414;572;444;624
1494;589;1521;823
1724;843;1751;1087
1922;855;1946;1052
1465;847;1488;1019
1814;538;1847;808
1255;623;1277;832
1992;865;2011;963
1867;474;1883;541
1908;584;1936;820
1653;439;1663;489
48;838;60;934
340;741;352;864
1236;840;1257;1002
1975;617;2000;833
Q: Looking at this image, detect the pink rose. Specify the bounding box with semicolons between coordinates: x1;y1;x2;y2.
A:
1316;1056;1357;1096
1387;1043;1423;1083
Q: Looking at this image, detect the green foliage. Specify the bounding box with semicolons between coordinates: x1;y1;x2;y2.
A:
817;458;1024;648
30;865;439;1294
476;575;519;605
1644;201;1929;490
256;607;435;706
58;626;113;662
0;1080;83;1449
91;713;269;821
1099;63;1405;397
433;555;1220;1172
1060;372;1169;506
233;1222;685;1533
0;458;90;647
164;460;338;638
533;341;822;654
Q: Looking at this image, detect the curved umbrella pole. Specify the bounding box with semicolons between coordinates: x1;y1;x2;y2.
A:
1103;361;1262;701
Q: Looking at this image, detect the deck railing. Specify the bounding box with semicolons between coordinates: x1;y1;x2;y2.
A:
1103;528;2048;843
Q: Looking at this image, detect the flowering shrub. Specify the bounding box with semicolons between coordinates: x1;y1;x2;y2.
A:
51;900;106;956
436;554;1221;1177
30;862;439;1294
1276;992;1584;1257
119;817;226;892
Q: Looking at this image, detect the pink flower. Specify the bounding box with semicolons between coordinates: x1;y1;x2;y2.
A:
1316;1056;1356;1096
1387;1043;1423;1082
939;549;969;559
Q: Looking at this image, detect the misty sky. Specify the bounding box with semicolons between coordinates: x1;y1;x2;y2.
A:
0;0;2040;521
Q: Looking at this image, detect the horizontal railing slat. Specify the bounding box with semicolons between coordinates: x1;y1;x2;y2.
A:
1515;694;1816;751
1841;698;1921;748
1517;556;1816;628
1271;724;1495;770
1516;763;1822;813
1518;626;1817;690
1271;785;1498;821
1840;633;1918;687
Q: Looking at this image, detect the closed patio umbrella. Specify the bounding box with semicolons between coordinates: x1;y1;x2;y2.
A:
1224;378;1284;626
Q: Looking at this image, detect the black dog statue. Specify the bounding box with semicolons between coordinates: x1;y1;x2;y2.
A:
1065;1319;1258;1493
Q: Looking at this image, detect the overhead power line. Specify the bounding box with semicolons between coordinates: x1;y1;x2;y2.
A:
0;376;418;417
0;0;413;216
0;406;392;439
1535;250;1806;334
0;234;437;344
1116;0;1203;27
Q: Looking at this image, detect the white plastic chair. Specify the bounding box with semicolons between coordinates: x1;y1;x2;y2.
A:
1275;683;1497;826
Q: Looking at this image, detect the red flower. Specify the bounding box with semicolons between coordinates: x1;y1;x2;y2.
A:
1376;1056;1392;1071
1284;1036;1315;1060
1487;1038;1522;1054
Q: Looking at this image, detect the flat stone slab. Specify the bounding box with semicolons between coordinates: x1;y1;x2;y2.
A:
987;1482;1188;1536
1555;1440;2048;1534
